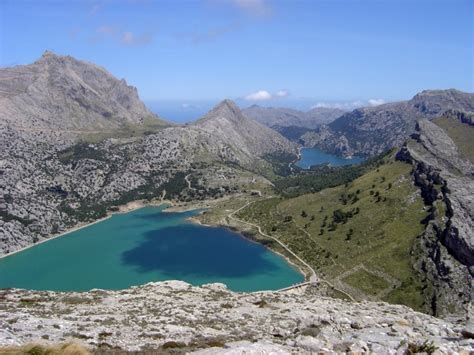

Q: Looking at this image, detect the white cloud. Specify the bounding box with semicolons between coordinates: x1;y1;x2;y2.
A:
311;99;387;110
122;32;134;44
89;2;103;16
90;26;153;47
312;101;363;110
244;89;290;101
275;90;289;98
245;90;273;101
121;31;153;46
230;0;271;16
97;25;116;35
368;98;386;106
181;103;190;109
176;22;240;44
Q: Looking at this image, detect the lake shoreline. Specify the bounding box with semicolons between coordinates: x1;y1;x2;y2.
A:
0;199;170;260
0;195;237;260
188;213;309;283
0;194;307;285
296;147;364;169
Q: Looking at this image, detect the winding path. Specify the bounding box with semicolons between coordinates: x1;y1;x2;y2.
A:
228;199;356;301
228;200;318;283
184;174;194;191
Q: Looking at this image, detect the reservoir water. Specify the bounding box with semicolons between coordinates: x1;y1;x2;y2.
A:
0;206;303;292
296;147;364;169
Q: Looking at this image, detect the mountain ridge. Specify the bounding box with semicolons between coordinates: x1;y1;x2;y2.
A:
242;104;345;129
301;89;474;156
194;99;298;158
0;51;169;132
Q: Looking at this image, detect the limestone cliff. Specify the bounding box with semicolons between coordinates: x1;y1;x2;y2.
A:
396;111;473;317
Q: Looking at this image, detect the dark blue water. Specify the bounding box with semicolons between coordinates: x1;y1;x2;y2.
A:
0;206;303;292
296;147;364;169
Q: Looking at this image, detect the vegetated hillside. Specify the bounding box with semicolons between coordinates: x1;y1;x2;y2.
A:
274;152;390;197
0;51;169;134
238;153;432;312
242;105;344;129
301;89;474;157
432;110;474;164
238;109;473;317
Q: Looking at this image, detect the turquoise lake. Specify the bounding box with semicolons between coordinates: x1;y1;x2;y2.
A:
0;206;304;292
296;147;364;169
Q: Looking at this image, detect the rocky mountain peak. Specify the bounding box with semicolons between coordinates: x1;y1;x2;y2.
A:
195;99;244;125
35;50;74;66
210;99;241;118
0;53;169;131
41;49;56;58
414;88;463;98
193;99;297;157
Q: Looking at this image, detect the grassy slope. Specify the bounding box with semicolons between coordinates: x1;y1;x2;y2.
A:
237;154;430;311
433;116;474;164
79;116;171;143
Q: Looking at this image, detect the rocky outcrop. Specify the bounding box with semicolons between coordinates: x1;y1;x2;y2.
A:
194;100;298;159
0;281;472;353
0;51;169;131
242;105;344;129
306;89;474;157
396;114;473;317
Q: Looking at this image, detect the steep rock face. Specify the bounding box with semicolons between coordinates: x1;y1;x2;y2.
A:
396;112;473;316
304;89;474;157
242;104;344;129
194;100;298;158
0;51;168;131
0;281;472;353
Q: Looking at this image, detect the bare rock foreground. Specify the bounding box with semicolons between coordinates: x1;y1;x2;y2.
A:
0;281;472;353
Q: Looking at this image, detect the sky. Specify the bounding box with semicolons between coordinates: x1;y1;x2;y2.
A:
0;0;472;121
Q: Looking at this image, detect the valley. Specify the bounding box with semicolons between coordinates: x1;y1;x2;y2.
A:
0;52;472;353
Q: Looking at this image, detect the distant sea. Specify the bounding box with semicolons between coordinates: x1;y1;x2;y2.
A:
145;98;334;124
145;101;215;123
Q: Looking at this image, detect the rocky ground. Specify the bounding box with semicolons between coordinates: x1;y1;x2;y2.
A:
396;112;473;317
0;281;472;353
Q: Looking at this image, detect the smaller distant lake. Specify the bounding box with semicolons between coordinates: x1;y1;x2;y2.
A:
296;147;364;169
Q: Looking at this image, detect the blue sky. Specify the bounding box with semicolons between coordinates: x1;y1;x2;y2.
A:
0;0;472;121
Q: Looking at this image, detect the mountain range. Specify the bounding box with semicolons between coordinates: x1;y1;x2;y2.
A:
301;89;474;156
242;105;345;129
0;52;473;352
0;52;298;255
